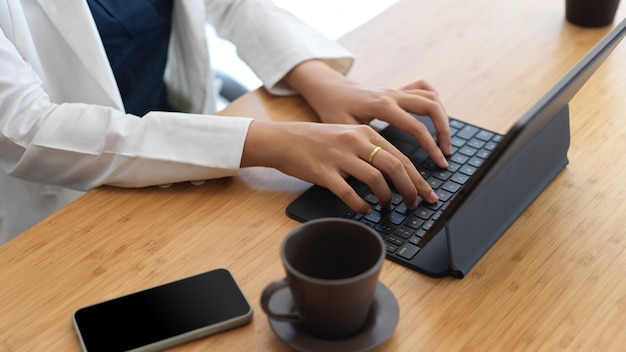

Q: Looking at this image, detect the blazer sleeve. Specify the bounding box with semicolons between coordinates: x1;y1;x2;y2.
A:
205;0;354;95
0;27;252;191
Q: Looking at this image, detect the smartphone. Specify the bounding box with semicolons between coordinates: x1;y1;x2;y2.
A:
73;268;253;352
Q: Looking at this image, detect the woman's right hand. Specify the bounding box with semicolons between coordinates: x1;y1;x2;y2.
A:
241;120;438;214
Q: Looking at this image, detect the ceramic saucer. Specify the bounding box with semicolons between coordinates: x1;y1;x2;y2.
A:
267;282;399;352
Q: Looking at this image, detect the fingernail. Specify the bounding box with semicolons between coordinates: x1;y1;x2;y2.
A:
429;190;438;202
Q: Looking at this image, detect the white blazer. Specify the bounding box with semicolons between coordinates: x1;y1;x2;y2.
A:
0;0;353;241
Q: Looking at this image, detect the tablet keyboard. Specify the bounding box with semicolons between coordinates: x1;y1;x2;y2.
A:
339;118;503;260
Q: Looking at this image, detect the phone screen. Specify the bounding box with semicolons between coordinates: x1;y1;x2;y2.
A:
73;268;252;352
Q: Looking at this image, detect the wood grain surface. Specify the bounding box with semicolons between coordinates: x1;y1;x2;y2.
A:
1;0;626;350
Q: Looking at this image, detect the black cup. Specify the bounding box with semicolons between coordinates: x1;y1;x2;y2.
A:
261;218;385;340
566;0;621;27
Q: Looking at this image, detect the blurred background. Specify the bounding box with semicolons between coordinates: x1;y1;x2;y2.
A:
209;0;399;93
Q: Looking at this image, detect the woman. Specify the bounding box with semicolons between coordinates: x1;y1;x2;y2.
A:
0;0;451;240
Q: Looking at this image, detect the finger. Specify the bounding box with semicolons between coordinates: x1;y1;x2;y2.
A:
343;151;393;208
368;148;418;208
397;92;452;157
377;103;449;168
323;173;373;214
369;144;439;206
401;88;445;109
401;79;438;92
400;84;452;156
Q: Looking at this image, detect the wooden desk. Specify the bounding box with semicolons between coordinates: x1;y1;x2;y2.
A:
2;0;626;350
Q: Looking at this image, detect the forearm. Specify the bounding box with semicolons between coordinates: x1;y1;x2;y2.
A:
283;59;350;91
283;60;352;102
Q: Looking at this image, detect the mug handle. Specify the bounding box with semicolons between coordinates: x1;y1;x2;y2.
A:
260;279;303;322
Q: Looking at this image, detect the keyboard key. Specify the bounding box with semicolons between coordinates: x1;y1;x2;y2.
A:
476;149;491;159
451;173;470;184
427;177;443;189
451;136;467;148
485;141;498;151
467;138;486;149
385;243;398;253
456;125;479;140
405;216;425;229
394;226;413;239
415;207;434;220
476;130;494;141
450;154;469;164
446;162;461;172
459;146;478;157
386;235;405;246
376;222;394;234
388;212;406;225
442;181;462;193
432;170;452;181
459;165;477;176
422;220;435;231
449;119;466;129
364;210;382;223
468;157;484;168
396;244;420;260
358;219;376;228
435;189;453;202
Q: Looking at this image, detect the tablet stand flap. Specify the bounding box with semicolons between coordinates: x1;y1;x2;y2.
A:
445;105;571;278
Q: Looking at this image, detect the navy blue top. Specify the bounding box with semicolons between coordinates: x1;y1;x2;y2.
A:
87;0;174;116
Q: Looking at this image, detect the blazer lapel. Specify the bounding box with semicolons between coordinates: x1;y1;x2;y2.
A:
33;0;123;109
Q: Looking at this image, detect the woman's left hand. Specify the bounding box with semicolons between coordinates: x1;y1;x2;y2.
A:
283;60;451;169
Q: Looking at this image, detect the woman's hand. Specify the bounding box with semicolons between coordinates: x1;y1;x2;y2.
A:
241;120;438;214
283;60;451;169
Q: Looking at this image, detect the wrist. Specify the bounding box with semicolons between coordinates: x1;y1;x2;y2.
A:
283;59;351;96
240;121;287;169
283;60;354;117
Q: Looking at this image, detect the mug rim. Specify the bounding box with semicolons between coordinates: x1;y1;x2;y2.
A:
280;218;386;285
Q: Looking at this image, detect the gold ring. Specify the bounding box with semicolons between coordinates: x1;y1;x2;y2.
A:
368;146;382;164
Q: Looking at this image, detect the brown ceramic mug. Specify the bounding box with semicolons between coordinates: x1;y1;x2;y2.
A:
566;0;621;27
261;218;385;340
